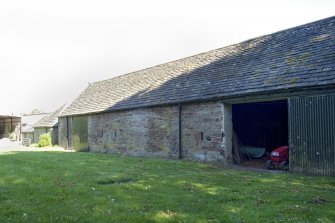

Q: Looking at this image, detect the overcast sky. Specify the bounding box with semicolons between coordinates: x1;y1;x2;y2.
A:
0;0;334;115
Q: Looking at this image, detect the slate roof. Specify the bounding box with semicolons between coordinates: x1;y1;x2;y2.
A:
34;105;66;128
61;16;335;117
0;115;21;119
21;113;49;133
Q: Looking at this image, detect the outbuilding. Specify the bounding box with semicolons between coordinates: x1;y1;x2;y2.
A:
34;105;65;145
21;113;49;144
59;17;335;176
0;115;21;140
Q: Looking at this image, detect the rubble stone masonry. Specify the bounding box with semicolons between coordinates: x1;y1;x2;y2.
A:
60;101;232;163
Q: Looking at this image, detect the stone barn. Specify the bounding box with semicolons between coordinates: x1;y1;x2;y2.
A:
33;105;65;145
21;113;49;144
59;16;335;176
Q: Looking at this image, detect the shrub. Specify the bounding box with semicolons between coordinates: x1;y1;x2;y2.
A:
8;132;14;140
38;133;52;147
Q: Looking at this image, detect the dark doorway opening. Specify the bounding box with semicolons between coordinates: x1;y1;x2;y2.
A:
232;100;288;168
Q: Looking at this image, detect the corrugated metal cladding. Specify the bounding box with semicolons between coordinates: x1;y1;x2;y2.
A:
289;94;335;176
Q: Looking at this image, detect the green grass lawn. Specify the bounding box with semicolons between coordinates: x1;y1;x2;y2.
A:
0;151;334;223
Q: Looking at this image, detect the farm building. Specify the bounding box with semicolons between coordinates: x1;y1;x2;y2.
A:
33;105;65;145
0;115;21;140
21;113;49;144
59;16;335;176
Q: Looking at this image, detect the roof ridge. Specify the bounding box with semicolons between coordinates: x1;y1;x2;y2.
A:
34;104;67;127
23;113;50;116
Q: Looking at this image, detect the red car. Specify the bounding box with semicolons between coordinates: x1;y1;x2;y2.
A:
266;146;289;171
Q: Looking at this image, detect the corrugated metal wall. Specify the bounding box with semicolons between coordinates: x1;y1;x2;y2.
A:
289;95;335;176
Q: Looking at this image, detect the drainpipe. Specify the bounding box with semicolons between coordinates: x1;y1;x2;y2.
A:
66;117;70;148
178;103;182;159
20;121;22;142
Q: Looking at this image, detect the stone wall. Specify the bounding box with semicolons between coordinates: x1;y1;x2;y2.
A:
59;101;233;164
88;106;179;158
58;117;72;149
23;132;34;143
51;126;58;145
24;127;58;145
33;127;49;143
181;101;226;162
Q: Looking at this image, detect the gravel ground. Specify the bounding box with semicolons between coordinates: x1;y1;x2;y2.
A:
0;138;70;153
0;146;70;153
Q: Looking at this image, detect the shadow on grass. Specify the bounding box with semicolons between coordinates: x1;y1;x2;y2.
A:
0;151;334;222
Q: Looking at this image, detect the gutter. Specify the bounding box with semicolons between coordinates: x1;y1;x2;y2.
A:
58;84;335;118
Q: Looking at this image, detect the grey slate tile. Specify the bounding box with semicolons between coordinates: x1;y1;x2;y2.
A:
61;16;335;117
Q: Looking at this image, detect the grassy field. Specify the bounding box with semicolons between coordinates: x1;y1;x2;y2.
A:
0;151;334;223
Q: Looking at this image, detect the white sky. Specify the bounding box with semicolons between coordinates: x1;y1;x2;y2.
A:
0;0;334;115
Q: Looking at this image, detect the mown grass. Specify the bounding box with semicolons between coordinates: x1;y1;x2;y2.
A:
0;151;334;223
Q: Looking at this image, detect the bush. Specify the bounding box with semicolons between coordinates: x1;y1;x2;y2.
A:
8;132;14;141
38;133;52;147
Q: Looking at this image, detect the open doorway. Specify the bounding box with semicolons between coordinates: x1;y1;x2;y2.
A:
232;100;288;169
